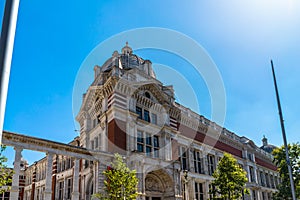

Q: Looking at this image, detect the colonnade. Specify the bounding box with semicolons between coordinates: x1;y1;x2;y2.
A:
8;147;81;200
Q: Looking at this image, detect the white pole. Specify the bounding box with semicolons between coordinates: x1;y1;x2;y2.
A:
0;0;20;144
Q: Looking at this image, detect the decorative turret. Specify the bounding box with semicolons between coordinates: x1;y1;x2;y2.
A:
121;42;132;54
260;135;277;153
262;135;268;146
93;42;156;84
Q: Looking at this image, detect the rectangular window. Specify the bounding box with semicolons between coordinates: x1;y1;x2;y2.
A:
195;182;204;200
137;131;144;152
58;158;62;173
41;187;45;199
62;157;66;171
91;140;94;150
146;133;152;156
151;113;157;125
249;166;255;182
136;106;142;119
58;181;64;199
193;150;203;174
144;110;150;122
95;136;99;148
146;133;152;145
66;178;73;199
153;136;159;158
207;154;215;175
2;192;10;200
66;157;70;169
260;171;265;186
146;146;152;156
136;131;159;157
265;173;270;187
262;192;266;200
180;147;188;170
248;153;253;161
270;175;275;188
36;188;39;200
209;184;214;200
252;190;257;200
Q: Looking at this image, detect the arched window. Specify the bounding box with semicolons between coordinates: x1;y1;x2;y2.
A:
145;91;151;99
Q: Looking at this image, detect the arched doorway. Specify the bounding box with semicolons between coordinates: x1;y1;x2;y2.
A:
145;169;174;200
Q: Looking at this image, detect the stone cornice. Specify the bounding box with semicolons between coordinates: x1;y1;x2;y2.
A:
2;131;113;160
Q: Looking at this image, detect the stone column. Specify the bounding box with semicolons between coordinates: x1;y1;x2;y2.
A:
94;161;99;194
98;163;107;193
44;152;53;200
63;177;67;199
253;166;258;183
257;169;261;185
188;178;195;200
245;165;251;181
203;153;209;175
161;133;166;160
214;154;218;172
204;181;210;200
257;190;262;200
72;159;80;200
9;147;23;200
166;136;172;161
188;148;194;172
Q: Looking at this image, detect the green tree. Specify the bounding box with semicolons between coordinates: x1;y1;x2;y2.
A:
210;153;249;200
272;143;300;199
0;145;13;194
93;153;138;200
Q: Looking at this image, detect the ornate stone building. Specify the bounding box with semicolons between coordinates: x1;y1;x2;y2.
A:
2;43;279;200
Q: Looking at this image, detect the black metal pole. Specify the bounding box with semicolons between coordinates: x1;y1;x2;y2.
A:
0;0;20;144
271;60;296;200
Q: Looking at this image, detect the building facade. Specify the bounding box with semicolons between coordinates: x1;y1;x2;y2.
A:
3;43;279;200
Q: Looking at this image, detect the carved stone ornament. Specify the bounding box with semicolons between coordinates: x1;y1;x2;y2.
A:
145;177;163;192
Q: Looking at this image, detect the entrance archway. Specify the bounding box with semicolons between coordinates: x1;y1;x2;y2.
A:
145;169;174;200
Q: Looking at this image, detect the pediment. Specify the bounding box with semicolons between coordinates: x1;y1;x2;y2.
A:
132;83;173;106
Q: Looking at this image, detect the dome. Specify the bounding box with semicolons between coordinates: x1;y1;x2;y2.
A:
260;145;277;153
100;42;156;78
260;135;277;153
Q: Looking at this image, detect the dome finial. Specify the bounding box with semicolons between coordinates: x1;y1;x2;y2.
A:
262;135;268;146
122;41;132;54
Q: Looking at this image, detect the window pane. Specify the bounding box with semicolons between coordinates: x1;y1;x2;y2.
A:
137;144;143;152
154;149;159;158
153;136;159;147
146;134;152;145
95;137;98;148
136;106;142;119
137;131;144;143
146;146;151;156
144;110;150;122
182;158;187;170
151;113;157;124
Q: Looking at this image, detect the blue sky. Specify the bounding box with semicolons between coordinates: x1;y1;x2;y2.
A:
1;0;300;166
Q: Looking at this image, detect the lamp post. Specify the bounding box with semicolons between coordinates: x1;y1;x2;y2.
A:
271;60;296;200
0;0;20;144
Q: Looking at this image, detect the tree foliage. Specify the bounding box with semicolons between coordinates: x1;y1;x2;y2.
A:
93;153;138;200
210;153;249;200
272;143;300;199
0;145;13;194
